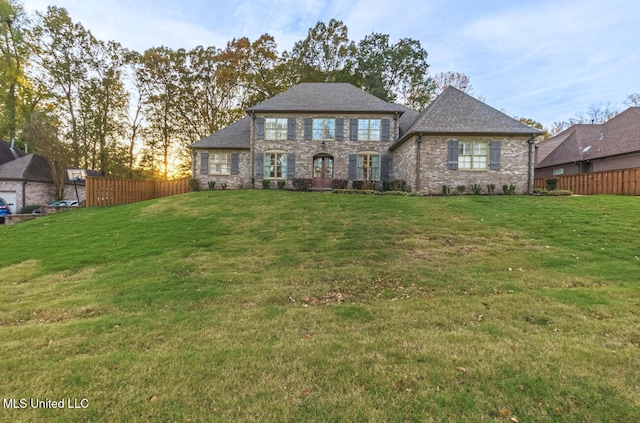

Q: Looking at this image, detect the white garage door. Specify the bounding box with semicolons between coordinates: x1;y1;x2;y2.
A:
0;191;17;214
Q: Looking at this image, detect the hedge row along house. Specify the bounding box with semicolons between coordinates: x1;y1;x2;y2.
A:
190;83;541;194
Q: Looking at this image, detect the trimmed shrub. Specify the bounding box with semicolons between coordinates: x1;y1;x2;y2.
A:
442;185;451;196
208;181;216;190
546;178;558;191
277;181;285;189
292;178;313;191
262;179;271;189
332;179;349;189
487;184;496;195
456;185;466;195
470;184;482;195
20;205;40;214
383;179;407;192
189;178;201;192
352;180;364;190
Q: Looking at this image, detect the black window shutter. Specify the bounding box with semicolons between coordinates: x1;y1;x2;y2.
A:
349;119;358;141
256;117;265;140
348;154;357;180
255;151;264;179
287;153;295;179
335;118;344;141
201;152;209;174
287;118;296;140
448;140;459;170
231;153;239;175
304;118;312;141
381;119;390;142
490;140;501;170
381;155;390;181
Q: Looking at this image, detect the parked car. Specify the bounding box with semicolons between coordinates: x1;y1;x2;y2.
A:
0;197;12;222
50;200;78;207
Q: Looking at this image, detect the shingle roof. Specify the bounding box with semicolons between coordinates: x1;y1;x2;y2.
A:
0;153;52;182
0;138;26;165
390;87;541;150
189;117;251;149
536;107;640;168
247;83;402;114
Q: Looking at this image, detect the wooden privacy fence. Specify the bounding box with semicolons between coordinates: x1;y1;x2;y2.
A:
86;176;190;207
535;168;640;195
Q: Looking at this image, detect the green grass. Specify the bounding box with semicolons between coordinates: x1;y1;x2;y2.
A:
1;191;639;422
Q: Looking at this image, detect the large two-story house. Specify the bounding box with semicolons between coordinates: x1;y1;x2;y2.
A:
190;83;540;194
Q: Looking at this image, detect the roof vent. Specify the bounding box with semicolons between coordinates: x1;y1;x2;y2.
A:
599;131;604;140
583;145;591;153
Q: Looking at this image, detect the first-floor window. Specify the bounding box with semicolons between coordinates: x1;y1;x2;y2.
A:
265;151;287;179
209;152;231;175
459;142;488;169
357;153;380;181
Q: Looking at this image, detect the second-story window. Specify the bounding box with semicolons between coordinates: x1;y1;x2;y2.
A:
358;119;381;141
313;119;335;140
265;118;288;140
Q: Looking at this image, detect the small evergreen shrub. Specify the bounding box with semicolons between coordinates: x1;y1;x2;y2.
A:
456;185;466;195
292;178;313;191
546;178;558;191
20;205;40;214
442;185;451;196
262;179;271;189
487;184;496;194
352;180;364;190
332;179;348;189
383;179;407;192
221;183;227;190
470;184;482;195
189;178;201;192
208;181;216;190
502;184;516;195
277;181;286;190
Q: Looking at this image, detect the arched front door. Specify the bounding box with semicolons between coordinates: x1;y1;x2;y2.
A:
313;154;334;188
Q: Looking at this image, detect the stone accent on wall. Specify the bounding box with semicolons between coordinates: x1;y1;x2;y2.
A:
393;135;532;195
192;151;252;190
252;113;399;188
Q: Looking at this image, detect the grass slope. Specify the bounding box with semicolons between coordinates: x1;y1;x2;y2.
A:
1;191;639;422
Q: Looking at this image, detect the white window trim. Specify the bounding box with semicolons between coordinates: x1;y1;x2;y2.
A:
208;152;231;176
459;141;489;170
265;118;288;141
358;119;382;141
356;151;381;181
312;118;336;140
264;150;287;179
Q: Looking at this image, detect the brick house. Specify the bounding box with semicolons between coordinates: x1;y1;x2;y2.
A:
190;83;541;194
535;107;640;178
0;139;94;214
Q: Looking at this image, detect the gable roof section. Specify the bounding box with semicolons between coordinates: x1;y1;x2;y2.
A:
190;116;251;149
390;87;541;150
0;153;52;182
247;83;402;114
536;107;640;168
0;138;26;165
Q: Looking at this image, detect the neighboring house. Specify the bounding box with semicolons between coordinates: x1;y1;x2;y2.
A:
0;139;96;214
190;83;541;194
535;107;640;178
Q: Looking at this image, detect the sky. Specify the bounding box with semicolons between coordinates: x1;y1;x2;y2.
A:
26;0;640;130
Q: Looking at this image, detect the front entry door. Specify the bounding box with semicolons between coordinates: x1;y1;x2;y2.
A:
313;155;334;188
